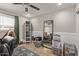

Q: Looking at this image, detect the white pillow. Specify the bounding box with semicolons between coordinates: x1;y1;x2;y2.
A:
4;36;14;41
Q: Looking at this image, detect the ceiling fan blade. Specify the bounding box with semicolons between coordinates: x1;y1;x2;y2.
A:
13;3;40;11
13;3;23;5
13;3;28;5
29;5;40;11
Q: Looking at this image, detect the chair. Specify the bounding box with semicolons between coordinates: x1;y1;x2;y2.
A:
52;34;62;56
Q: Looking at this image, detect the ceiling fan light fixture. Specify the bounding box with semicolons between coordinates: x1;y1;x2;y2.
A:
58;3;62;5
25;13;32;18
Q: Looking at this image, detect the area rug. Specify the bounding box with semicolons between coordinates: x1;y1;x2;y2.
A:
12;46;40;56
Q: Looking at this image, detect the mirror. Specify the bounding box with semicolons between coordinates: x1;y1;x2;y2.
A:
43;20;53;49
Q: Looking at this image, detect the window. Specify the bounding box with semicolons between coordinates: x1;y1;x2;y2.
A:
0;13;15;30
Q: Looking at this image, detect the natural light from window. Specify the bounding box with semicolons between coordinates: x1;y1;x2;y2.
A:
0;13;15;31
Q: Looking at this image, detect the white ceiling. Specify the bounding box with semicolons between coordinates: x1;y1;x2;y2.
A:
0;3;76;17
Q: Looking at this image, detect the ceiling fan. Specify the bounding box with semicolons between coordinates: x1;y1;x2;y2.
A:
13;3;40;12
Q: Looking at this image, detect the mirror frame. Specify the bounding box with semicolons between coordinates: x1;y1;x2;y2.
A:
43;20;53;49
